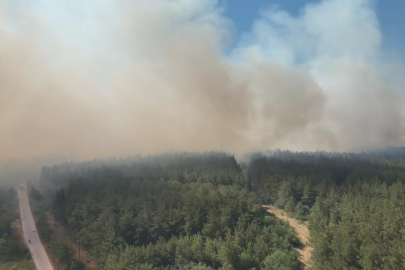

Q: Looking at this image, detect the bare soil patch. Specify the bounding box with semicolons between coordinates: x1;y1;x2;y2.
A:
263;205;313;269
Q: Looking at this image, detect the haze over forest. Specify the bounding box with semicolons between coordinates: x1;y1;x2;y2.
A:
3;1;405;270
1;0;405;164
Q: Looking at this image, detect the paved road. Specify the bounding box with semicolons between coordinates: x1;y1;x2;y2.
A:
18;188;53;270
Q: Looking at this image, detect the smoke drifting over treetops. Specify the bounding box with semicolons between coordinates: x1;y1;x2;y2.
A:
0;0;404;160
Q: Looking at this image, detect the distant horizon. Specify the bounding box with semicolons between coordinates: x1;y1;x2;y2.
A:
2;145;405;164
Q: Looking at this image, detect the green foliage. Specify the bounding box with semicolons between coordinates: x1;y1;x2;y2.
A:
309;183;405;270
246;150;405;269
249;150;405;220
262;250;300;270
41;152;244;189
43;150;405;269
28;187;49;216
0;187;18;239
68;260;86;270
1;260;35;270
61;180;299;269
0;233;29;262
0;187;31;264
48;236;85;270
30;188;42;202
50;239;73;266
44;153;300;269
36;213;52;243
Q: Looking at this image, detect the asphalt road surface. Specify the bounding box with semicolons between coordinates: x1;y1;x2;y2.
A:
18;187;53;270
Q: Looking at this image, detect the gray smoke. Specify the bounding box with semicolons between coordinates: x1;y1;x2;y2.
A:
0;0;404;161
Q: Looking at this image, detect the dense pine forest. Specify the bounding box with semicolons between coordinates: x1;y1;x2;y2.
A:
43;153;300;269
39;149;405;269
247;149;405;269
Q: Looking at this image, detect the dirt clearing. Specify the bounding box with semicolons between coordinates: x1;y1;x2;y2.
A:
263;205;313;269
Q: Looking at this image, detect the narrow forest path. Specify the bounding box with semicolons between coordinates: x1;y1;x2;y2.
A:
263;205;313;269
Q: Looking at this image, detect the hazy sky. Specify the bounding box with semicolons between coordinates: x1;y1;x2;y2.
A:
0;0;404;161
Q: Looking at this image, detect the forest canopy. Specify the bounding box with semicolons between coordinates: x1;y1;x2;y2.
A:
40;149;405;269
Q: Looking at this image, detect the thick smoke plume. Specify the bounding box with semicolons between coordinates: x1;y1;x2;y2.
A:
0;0;404;161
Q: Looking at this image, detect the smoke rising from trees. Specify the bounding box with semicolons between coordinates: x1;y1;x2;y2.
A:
0;0;404;161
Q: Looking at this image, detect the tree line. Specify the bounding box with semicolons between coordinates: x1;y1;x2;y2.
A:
247;149;405;269
42;149;405;269
47;153;301;270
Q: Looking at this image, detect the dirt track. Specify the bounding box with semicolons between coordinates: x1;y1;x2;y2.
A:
263;205;313;269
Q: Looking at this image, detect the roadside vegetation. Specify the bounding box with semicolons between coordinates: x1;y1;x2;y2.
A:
0;187;34;270
28;187;88;270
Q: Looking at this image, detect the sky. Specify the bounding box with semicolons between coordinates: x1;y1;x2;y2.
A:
1;0;405;162
224;0;405;59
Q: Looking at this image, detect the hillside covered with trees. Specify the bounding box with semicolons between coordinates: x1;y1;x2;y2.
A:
40;149;405;269
43;153;300;269
247;149;405;269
